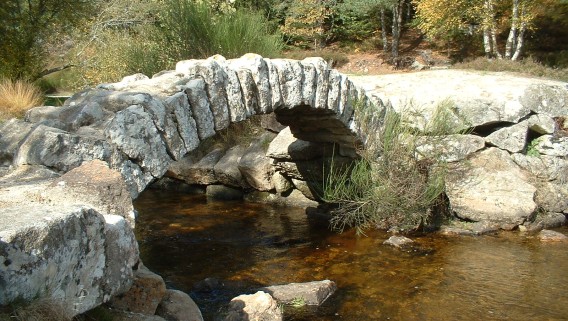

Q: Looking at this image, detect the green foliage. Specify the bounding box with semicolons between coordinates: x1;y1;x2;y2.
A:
74;0;283;87
289;297;307;307
323;100;460;234
159;0;283;60
526;139;541;157
0;0;94;80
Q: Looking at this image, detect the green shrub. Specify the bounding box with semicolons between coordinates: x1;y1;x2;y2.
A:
323;100;462;234
159;0;283;60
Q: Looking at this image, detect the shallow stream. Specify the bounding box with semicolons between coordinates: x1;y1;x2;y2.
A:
134;190;568;321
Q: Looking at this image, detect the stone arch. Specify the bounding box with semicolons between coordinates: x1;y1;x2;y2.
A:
13;54;378;197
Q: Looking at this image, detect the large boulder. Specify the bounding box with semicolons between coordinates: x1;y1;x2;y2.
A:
0;205;138;315
238;132;277;191
0;166;139;316
446;148;537;227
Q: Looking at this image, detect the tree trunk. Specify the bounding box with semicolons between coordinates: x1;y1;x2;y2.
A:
485;0;502;59
505;0;520;59
483;28;492;58
391;0;404;60
511;22;527;60
380;8;388;53
491;27;502;59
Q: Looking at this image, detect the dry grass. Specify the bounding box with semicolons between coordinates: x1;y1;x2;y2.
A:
0;298;73;321
0;78;44;120
453;57;568;82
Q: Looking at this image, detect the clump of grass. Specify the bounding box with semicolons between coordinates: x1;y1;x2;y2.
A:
0;78;44;120
289;297;306;307
323;99;462;234
0;298;73;321
453;57;568;82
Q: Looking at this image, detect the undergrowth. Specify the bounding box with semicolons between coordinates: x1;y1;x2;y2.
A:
453;57;568;82
323;99;466;234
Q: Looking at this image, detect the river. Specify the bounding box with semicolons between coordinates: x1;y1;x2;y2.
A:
134;189;568;321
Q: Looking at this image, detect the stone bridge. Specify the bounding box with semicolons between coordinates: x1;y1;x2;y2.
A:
11;54;376;197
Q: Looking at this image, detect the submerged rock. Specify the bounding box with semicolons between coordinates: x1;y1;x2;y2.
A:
537;229;568;242
257;280;337;306
383;235;414;248
224;291;282;321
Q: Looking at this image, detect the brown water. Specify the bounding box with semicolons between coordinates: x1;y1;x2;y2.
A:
134;190;568;321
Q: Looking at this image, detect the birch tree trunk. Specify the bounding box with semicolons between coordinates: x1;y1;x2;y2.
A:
483;28;492;58
505;0;520;59
491;27;502;59
511;22;527;60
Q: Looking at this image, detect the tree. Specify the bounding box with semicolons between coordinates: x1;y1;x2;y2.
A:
0;0;94;79
280;0;336;49
413;0;537;60
337;0;410;60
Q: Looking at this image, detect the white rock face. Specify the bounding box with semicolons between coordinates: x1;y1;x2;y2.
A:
446;148;537;226
350;70;566;127
0;205;138;315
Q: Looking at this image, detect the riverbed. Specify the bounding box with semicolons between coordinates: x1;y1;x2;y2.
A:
134;190;568;321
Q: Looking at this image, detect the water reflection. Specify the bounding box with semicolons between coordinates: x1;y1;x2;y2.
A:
134;190;568;321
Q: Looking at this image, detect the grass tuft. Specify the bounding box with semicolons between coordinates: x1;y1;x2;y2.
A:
323;99;463;234
0;298;73;321
0;78;44;120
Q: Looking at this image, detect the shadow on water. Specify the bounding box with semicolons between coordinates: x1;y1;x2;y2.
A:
134;190;568;321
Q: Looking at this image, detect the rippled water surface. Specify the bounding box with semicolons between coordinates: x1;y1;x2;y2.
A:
134;190;568;321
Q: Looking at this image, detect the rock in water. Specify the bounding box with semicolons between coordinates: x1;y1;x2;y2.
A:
223;291;282;321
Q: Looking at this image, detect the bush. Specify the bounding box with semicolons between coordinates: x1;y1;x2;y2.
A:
453;57;568;82
159;0;283;60
78;27;170;87
323;100;462;234
78;0;284;87
0;78;44;121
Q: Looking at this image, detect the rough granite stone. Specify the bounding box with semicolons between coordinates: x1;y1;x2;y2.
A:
446;148;537;226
